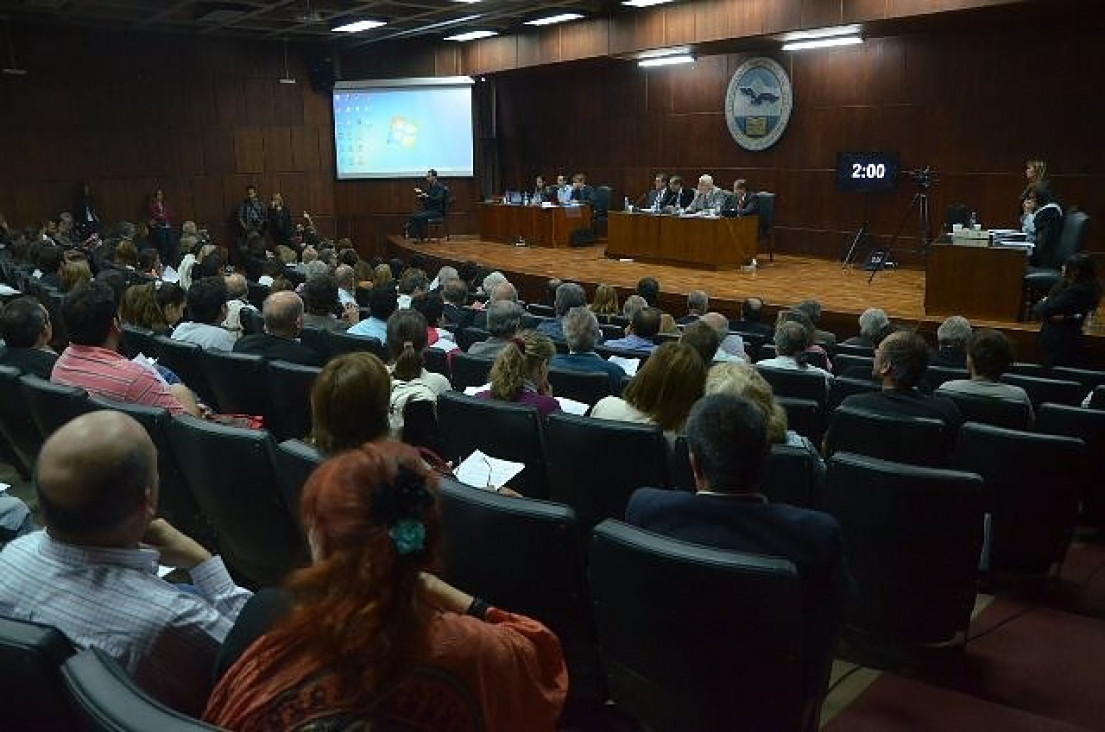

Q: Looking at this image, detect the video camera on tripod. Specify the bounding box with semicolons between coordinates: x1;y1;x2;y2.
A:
908;166;938;190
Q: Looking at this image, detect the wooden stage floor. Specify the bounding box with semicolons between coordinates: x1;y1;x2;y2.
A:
392;235;1032;333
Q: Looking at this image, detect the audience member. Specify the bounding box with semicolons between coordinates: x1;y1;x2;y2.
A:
937;329;1033;417
136;248;162;280
840;308;891;350
59;257;93;293
177;235;199;291
622;294;647;323
932;316;972;368
222;273;251;341
36;244;64;288
301;274;356;332
796;299;837;348
0;296;58;378
204;442;567;730
233;292;323;366
736;297;773;338
776;309;833;372
172;276;236;351
758;321;834;387
413;293;459;353
550;306;627;392
480;271;509;301
468;300;524;358
1034;253;1102;367
442;277;473;329
537;282;587;342
334;264;357;308
701;311;747;363
52;283;200;415
679;320;722;366
678;289;709;325
604;306;661;354
659;313;678;335
387;309;452;436
0;494;34;548
119;281;186;335
590;283;620;316
636;276;660;307
310;353;391;456
477;330;559;415
591;342;705;439
0;411;251;714
397;269;428;309
347;286;397;341
625;393;847;707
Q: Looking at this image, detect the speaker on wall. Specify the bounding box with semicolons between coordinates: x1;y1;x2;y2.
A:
307;56;335;93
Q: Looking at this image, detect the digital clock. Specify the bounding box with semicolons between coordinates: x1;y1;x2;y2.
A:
836;152;900;193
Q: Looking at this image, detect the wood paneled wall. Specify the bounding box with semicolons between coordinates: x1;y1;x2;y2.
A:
0;25;336;248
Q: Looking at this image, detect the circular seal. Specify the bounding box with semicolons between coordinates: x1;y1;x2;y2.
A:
725;57;793;152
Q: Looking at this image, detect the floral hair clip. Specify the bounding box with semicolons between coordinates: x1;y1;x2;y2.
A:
389;519;426;556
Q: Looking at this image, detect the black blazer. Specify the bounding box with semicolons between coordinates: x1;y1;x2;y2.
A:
626;487;850;698
443;302;475;330
725;192;759;217
661;187;695;209
1034;280;1101;367
233;333;324;367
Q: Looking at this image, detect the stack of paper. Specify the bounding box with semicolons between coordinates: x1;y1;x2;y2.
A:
607;355;640;376
555;396;589;415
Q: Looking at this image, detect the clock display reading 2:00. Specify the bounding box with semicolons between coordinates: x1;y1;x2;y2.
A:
852;162;887;179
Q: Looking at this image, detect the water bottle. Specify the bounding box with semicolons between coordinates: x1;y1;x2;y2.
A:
969;211;978;229
523;192;529;206
624;196;631;212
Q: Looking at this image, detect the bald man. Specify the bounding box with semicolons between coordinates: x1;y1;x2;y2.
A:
0;412;251;714
701;311;748;363
233;291;324;366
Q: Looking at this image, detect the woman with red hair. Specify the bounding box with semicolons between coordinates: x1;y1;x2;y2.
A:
204;441;568;731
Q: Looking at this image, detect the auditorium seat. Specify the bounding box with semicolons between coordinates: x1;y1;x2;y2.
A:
776;395;823;444
239;307;265;337
834;343;874;358
1051;366;1105;391
245;280;269;310
152;336;215;406
729;329;765;361
0;364;45;478
827;376;881;411
954;423;1083;577
20;374;94;439
756;364;828;411
1023;210;1089;308
548;368;611;406
62;647;220;731
825;453;985;661
923;365;969;389
437;391;549;498
757;344;777;361
401;399;442;456
589;520;804;732
833;353;875;378
167;414;306;587
546;413;669;527
1007;361;1048;377
89;395;218;552
1091;385;1105;409
297;326;328;362
940;391;1032;430
1000;373;1085;409
422;348;450;378
1035;403;1105;527
323;329;388;361
264;360;319;442
449;353;494;390
457;326;490;352
119;324;159;359
526;303;555;318
671;438;823;509
825;406;946;467
0;616;79;730
272;439;324;530
436;477;604;703
198;350;268;417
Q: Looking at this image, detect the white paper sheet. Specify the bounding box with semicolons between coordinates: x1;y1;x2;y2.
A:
454;450;524;490
555;396;589;415
607;355;640;376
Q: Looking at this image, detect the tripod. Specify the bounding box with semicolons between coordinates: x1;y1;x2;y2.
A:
868;187;932;284
841;193;871;270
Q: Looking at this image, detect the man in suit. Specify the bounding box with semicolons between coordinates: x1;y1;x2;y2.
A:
661;176;695;213
796;299;837;350
537;282;587;342
407;169;446;240
441;277;474;331
736;297;774;339
642;172;670;211
677;290;708;325
725;178;759;216
626;393;849;709
550;306;625;392
932;315;971;369
568;172;595;204
832;330;963;445
684;174;728;214
233;291;324;367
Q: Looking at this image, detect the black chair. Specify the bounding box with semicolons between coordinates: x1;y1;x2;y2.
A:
1007;361;1048;377
756;191;776;262
1051;366;1105;391
0;364;45;477
827;376;881;411
88;395;218;552
526;303;555;318
436;477;604;703
953;423;1084;576
297;326;328;362
757;343;777;360
834;342;874;358
152;336;215;406
520;313;545;330
1035;403;1105;526
1091;385;1105;409
762;443;825;509
449;353;494;390
245;280;270;310
422;348;450;378
458;326;490;352
1024;210;1089;305
272;439;324;528
756;365;828;411
0;616;80;730
239;307;265;337
546;412;669;526
941;391;1032;430
598;323;625;343
198;350;268;417
776;396;823;444
20;374;94;440
119;325;160;359
167;414;306;587
402;399;443;456
1000;373;1085;409
437;391;550;498
548;368;610;407
264;360;320;442
62;647;221;731
730;329;766;361
589;520;804;732
424;185;451;241
825;406;946;467
323;329;388;361
833;353;875;378
923;365;968;389
824;453;985;658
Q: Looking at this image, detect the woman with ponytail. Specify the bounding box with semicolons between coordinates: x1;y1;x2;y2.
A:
205;441;568;731
387;308;451;437
476;329;559;415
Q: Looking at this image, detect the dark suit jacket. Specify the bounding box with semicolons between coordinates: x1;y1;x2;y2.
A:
0;347;58;380
569;185;595;204
550;351;626;393
443;302;475;331
1034;280;1101;366
931;346;967;369
725;192;760;217
626;488;850;698
661;187;695;209
233;332;324;367
420;181;447;214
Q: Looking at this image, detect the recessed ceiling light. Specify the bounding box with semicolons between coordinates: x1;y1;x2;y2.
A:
623;0;677;7
781;24;862;42
331;19;387;33
445;30;498;42
782;36;863;51
524;13;584;27
638;54;694;67
637;46;689;59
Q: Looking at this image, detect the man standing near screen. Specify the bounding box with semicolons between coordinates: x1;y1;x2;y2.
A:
408;169;446;240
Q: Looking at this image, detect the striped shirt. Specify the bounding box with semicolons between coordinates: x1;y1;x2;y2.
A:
51;344;187;415
0;531;252;715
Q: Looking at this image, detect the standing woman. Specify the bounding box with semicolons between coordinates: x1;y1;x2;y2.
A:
1034;253;1102;367
148;188;175;265
268;192;294;249
73;181;101;239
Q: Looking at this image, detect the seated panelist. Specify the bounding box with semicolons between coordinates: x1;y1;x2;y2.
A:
684;174;728;214
642;172;670;211
661;175;695;213
724;179;759;217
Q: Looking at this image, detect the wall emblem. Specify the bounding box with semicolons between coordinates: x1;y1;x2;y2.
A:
725;57;793;152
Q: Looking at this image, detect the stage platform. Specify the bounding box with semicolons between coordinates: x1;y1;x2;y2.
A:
388;235;1104;365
